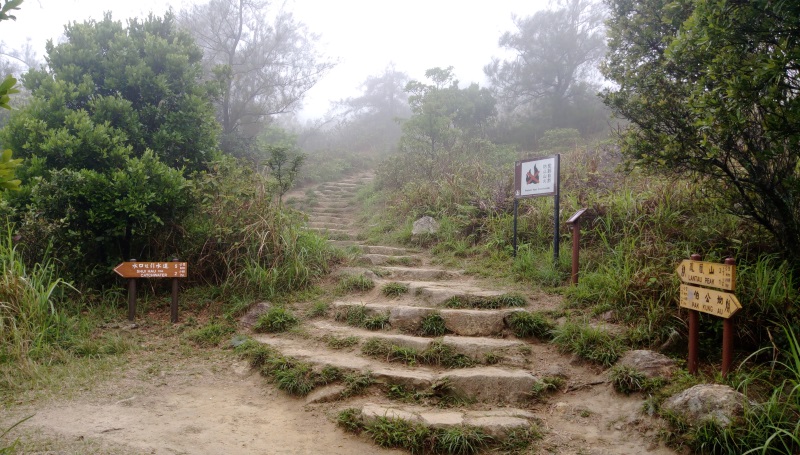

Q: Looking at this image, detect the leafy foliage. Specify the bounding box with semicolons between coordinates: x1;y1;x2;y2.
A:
602;0;800;263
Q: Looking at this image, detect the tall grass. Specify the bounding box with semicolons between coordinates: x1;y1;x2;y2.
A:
0;226;74;364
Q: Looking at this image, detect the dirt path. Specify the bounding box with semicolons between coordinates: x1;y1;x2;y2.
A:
3;331;401;455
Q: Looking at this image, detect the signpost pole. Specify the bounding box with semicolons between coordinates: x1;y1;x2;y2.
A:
171;258;180;324
721;257;736;377
127;259;137;322
553;154;560;264
688;253;701;375
513;199;519;258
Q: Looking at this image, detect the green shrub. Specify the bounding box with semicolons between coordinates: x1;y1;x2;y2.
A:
253;307;299;333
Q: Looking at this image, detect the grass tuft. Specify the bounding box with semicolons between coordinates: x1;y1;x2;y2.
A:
382;282;410;297
337;273;375;293
419;313;448;336
253;307;299;333
551;321;623;367
442;293;526;309
507;311;555;339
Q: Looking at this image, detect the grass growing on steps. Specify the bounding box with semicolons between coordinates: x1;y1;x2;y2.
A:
362;338;476;368
253;307;299;333
337;273;375;293
419;313;449;336
608;365;666;395
337;409;540;455
324;335;360;349
507;311;555;339
334;305;390;330
235;339;338;397
381;282;410;297
442;293;526;309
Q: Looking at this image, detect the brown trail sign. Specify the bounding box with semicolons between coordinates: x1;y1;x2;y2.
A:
115;259;187;323
676;259;735;290
679;284;742;319
114;261;187;278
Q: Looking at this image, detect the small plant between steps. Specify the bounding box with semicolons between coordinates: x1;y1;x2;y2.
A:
442;293;527;309
337;409;541;455
253;307;299;333
362;338;476;368
507;310;555;340
381;282;409;297
334;305;390;330
337;273;375;293
419;313;448;336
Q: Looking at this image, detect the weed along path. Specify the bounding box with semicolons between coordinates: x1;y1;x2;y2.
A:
4;172;675;454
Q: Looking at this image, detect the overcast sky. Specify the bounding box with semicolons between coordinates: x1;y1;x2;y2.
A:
2;0;551;118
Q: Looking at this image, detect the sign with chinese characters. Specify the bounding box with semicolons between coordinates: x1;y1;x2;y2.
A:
679;284;742;319
514;155;559;198
114;261;187;279
676;260;736;291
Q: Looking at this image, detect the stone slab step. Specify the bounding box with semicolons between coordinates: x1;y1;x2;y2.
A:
312;215;350;224
359;254;422;267
252;335;539;403
332;302;523;337
311;320;526;361
360;246;410;256
308;221;351;230
358;403;536;439
375;266;461;281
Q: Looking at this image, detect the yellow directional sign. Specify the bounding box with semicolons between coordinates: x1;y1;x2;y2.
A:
676;260;736;291
679;284;741;319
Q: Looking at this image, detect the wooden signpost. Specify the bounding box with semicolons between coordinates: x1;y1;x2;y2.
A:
677;255;738;377
115;259;187;323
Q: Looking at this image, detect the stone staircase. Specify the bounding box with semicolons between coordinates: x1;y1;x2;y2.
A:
252;172;675;454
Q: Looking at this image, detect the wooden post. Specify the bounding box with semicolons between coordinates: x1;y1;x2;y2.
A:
567;209;587;286
721;257;736;377
127;259;137;322
171;258;180;323
688;253;701;375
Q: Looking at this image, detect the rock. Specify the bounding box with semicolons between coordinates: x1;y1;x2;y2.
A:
440;309;506;337
305;384;346;404
412;216;440;235
462;416;531;438
441;367;539;403
361;403;421;423
240;302;270;328
389;307;435;331
662;384;749;427
616;350;677;379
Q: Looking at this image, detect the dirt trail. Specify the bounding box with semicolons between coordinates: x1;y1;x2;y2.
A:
3;171;675;454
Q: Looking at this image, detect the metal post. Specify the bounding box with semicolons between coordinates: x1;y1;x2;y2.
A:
553;154;560;264
571;219;580;285
513;199;519;258
688;253;701;375
127;259;137;321
171;258;180;323
721;257;736;377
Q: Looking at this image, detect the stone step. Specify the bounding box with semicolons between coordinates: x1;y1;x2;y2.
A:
375;266;461;281
310;320;527;364
332;302;523;337
308;221;351;230
360;245;410;256
252;335;539;403
356;403;536;440
314;202;352;209
312;215;350;224
308;228;355;239
358;254;422;267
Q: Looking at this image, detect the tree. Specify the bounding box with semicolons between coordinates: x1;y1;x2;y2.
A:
602;0;800;260
327;65;411;154
0;13;219;280
264;144;304;207
401;67;496;158
485;0;607;145
0;0;24;192
179;0;334;155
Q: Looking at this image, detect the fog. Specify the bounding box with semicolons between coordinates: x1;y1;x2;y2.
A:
1;0;550;118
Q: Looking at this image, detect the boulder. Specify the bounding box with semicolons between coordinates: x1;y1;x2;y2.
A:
662;384;749;427
412;216;440;235
616;350;677;379
240;301;270;328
